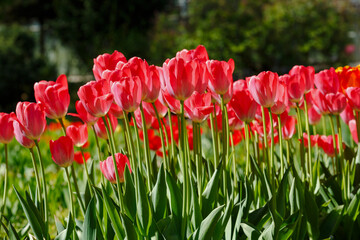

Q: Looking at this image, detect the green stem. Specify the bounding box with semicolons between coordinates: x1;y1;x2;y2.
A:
245;123;250;176
268;108;275;185
220;95;228;200
127;113;138;171
209;111;217;172
212;103;220;167
0;144;9;219
64;167;76;239
261;107;269;177
336;115;344;172
230;131;237;193
161;117;171;167
139;103;153;191
92;125;104;185
286;140;290;167
194;122;202;207
29;148;42;206
277;115;284;179
329;115;338;175
296;106;305;180
152;102;168;170
168;109;176;162
81;148;93;196
303;97;313;188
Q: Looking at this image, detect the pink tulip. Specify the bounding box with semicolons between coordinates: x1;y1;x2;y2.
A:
345;87;360;111
308;107;322;125
68;101;99;126
247;71;279;108
77;79;113;117
134;106;156;129
271;81;288;114
314;67;339;94
184;91;213;123
34;74;70;119
50;136;74;167
158;89;181;114
289;65;315;93
109;103;125;119
13;120;35;148
209;81;233;104
100;153;132;183
142;100;167;119
66;123;88;148
143;65;161;102
282;116;297;140
93;50;127;81
94;114;118;140
340;102;355;125
163;57;198;100
349;119;358;143
15;102;46;140
228;108;244;131
0;112;15;144
325;92;347;115
111;76;142;112
206;59;234;95
228;80;258;123
285;73;305;103
311;89;329;115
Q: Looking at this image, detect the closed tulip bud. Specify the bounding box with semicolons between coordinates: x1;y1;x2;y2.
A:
15;102;46;140
0;112;15;144
289;65;315;93
340;102;355;125
209;81;233;105
66;123;88;148
143;65;161;102
282;116;297;140
325;92;347;115
318;135;338;157
94;114;118;140
134;106;156;129
184;91;213;123
207;59;234;95
345;87;360;111
100;153;131;183
349;119;358;143
77;79;113;117
228;108;244;131
271;81;288;115
285;73;305;103
229;80;258;123
159;88;181;114
68;101;99;126
308;107;322;125
142;100;167;119
311;89;329;115
314;67;339;95
93;50;127;81
247;71;279;108
13;120;35;148
112;76;142;112
34;74;70;119
109;103;125;119
50;136;74;167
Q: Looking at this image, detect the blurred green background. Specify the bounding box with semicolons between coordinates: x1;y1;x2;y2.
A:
0;0;359;112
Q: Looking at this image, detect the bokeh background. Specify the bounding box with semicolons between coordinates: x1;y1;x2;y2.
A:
0;0;359;112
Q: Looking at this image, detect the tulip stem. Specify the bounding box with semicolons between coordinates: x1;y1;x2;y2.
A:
64;167;76;239
128;113;139;171
0;144;8;220
152;102;168;170
58;118;66;136
336;115;344;171
92;126;104;185
277;115;284;179
268;108;275;185
329;115;338;175
286;140;290;167
102;116;122;207
34;140;48;233
261;107;270;178
221;95;229;200
230;131;237;193
245;123;250;176
139;103;153;192
212;103;220;168
29;148;42;208
81;148;93;196
193;122;202;206
168;109;176;165
296;106;305;180
161;117;171;165
303;98;313;188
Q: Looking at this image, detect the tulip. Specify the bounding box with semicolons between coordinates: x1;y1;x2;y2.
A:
345;87;360;111
184;91;213;123
34;74;70;119
317;135;337;157
314;67;340;95
209;81;233;105
77;79;113;117
15;102;46;140
247;71;279;108
325;92;347;115
289;65;315;93
66;123;88;148
311;89;329;115
228;108;244;131
142;99;168;119
139;129;162;151
284;73;305;103
0;112;15;144
134;106;156;129
100;153;131;183
13;120;35;148
206;59;234;95
50;136;74;167
109;103;125;119
271;81;288;114
74;151;91;164
302;133;319;148
159;88;181;114
336;65;360;92
340;102;355;125
229;80;258;123
282;116;297;140
68;101;99;126
349;119;358;143
93;50;127;81
94;114;118;140
143;65;161;102
308;107;322;125
163;57;199;100
111;76;142;112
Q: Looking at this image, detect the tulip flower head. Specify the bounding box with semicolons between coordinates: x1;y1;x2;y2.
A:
13;120;35;148
112;76;142;112
206;59;234;95
184;91;213;123
345;87;360;111
289;65;315;93
50;136;74;167
314;67;340;95
247;71;279;108
0;112;15;144
100;153;131;183
93;50;127;81
66;123;88;148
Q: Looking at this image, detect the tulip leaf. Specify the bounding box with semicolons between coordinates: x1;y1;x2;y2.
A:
54;212;75;240
165;170;182;218
14;187;45;240
101;185;125;239
319;206;343;238
136;169;152;236
120;213;137;240
202;163;221;216
213;198;233;240
83;197;99;240
278;211;300;240
304;187;319;240
240;222;261;240
192;205;224;240
8;221;20;240
190;176;203;228
124;165;136;221
150;164;167;221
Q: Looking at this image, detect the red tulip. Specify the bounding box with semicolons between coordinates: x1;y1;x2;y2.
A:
247;71;279;108
349;119;358;143
68;101;99;126
317;135;338;157
77;79;113;117
15;102;46;140
206;59;234;95
340;102;355;125
34;74;70;119
158;88;181;114
308;107;322;125
229;80;258;123
109;103;125;119
50;136;74;167
325;92;346;115
74;151;90;164
207;104;223;132
12;120;35;148
345;87;360;111
228;107;244;131
139;129;162;151
271;80;288;114
229;129;243;146
142;100;167;119
311;89;329;115
93;50;127;81
314;67;339;95
94;114;118;139
111;76;142;112
100;153;131;183
134;105;156;129
284;73;305;103
209;81;233;104
66;123;88;148
163;57;198;100
289;65;315;93
302;133;319;148
282;116;297;140
184;91;213;123
0;112;15;144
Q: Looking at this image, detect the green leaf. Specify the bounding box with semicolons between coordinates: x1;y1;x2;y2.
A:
165;170;182;218
240;222;261;239
190;177;203;229
276;169;290;218
304;187;319;240
202;164;221;216
136;169;152;236
278;211;300;240
8;222;20;240
150;164;167;221
259;221;274;240
83;197;98;240
101;185;124;239
193;205;224;240
120;213;137;240
54;212;75;240
14;187;45;240
213;198;233;240
319;206;343;238
124;165;136;221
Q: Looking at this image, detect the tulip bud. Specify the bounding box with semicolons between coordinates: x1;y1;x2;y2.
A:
50;136;74;167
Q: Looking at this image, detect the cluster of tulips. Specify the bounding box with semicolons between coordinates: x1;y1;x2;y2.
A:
1;44;360;239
